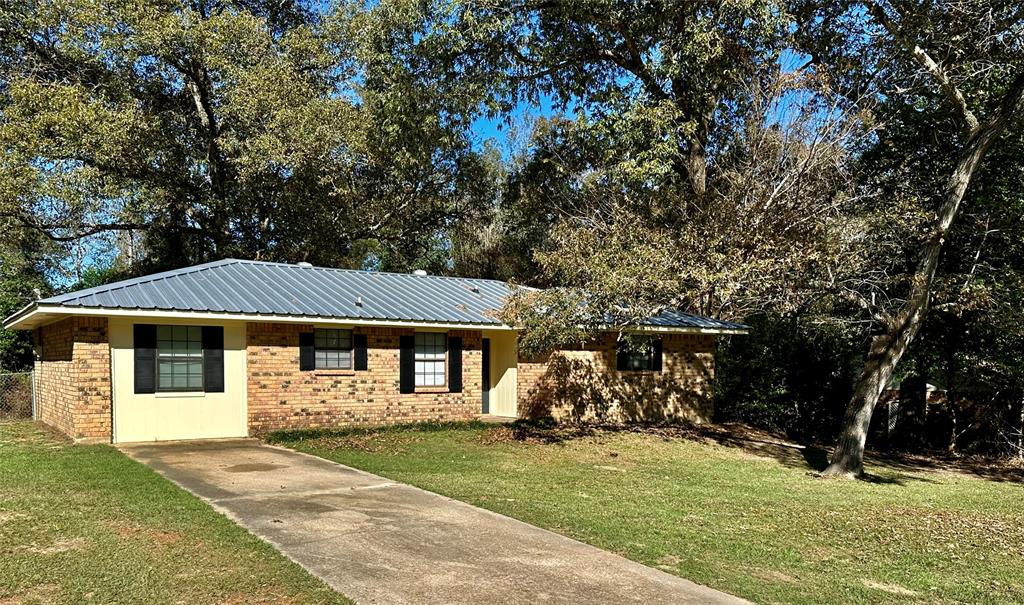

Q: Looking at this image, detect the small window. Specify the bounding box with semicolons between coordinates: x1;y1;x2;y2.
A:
314;328;353;370
621;337;658;372
157;325;204;391
415;332;446;387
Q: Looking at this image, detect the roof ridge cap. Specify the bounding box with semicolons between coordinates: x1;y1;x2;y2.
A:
235;259;511;286
41;259;242;303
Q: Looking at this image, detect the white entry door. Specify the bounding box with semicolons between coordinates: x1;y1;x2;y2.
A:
485;331;519;417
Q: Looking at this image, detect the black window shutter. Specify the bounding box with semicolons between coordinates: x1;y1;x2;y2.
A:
399;335;415;393
134;324;157;394
202;326;225;392
616;339;629;371
448;336;463;393
652;338;664;372
354;333;368;371
299;332;315;371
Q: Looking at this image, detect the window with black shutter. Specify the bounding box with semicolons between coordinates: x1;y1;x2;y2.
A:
135;324;227;393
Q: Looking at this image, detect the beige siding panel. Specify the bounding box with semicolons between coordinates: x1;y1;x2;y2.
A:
485;330;518;417
110;317;247;442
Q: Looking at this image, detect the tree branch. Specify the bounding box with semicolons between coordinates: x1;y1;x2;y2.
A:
863;0;980;135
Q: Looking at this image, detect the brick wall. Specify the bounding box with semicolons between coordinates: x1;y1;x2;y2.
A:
34;317;112;442
246;323;483;433
517;333;716;423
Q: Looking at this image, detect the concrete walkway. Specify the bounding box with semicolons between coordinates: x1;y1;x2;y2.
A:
121;439;750;605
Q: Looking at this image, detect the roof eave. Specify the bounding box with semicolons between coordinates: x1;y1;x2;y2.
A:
2;301;41;331
3;304;516;332
620;324;749;335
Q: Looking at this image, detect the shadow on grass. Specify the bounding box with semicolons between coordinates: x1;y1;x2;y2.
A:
498;420;1024;486
265;418;1024;486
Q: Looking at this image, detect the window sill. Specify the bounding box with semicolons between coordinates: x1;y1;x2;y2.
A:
155;391;207;398
313;370;356;377
414;386;449;394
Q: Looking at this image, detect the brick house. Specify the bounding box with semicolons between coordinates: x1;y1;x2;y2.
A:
3;259;747;443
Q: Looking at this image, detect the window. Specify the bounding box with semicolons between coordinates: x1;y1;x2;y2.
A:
415;332;446;387
621;337;659;372
157;325;203;391
314;328;353;370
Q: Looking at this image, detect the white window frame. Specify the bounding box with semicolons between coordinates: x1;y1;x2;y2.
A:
414;332;446;387
314;328;353;370
156;325;204;392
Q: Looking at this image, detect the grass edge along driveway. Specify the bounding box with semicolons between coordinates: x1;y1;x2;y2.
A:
270;421;1024;605
0;420;351;605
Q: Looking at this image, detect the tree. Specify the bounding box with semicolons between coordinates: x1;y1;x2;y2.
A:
799;0;1024;477
0;0;487;274
419;0;870;355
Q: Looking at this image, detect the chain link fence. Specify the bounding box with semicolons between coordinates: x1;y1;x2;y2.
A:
0;371;34;420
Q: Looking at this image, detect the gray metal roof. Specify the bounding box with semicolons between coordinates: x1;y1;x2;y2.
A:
640;309;749;331
37;259;514;325
10;259;748;332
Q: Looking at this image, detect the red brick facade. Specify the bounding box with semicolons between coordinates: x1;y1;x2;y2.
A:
246;323;483;433
517;333;716;423
34;317;112;442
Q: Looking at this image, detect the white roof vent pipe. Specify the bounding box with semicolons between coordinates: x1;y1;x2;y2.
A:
297;261;313;268
412;269;428;276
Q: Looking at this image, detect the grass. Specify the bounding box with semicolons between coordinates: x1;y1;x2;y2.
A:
270;421;1024;605
0;420;351;605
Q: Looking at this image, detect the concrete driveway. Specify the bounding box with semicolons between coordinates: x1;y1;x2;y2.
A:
121;439;750;605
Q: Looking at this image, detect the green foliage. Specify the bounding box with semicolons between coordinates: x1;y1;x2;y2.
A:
715;314;868;442
0;0;489;272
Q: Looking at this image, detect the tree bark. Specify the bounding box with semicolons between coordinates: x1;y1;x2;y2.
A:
823;74;1024;478
1018;397;1024;461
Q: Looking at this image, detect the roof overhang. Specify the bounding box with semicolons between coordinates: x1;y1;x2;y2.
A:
624;324;749;336
2;303;517;332
5;304;749;335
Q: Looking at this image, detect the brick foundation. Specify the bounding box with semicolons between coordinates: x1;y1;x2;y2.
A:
246;323;483;433
34;317;112;442
517;333;716;423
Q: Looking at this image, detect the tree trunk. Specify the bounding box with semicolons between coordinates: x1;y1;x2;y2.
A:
1018;397;1024;461
823;75;1024;478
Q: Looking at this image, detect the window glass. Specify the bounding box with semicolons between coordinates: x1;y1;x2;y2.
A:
156;325;204;392
622;337;658;372
314;328;353;370
414;332;446;386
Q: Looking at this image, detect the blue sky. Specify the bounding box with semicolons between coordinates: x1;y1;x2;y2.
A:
468;94;559;159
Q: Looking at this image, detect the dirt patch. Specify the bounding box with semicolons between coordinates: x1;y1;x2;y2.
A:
24;537;87;554
0;583;59;605
751;569;799;584
150;530;182;545
861;579;919;596
111;522;183;546
0;512;29;525
218;592;296;605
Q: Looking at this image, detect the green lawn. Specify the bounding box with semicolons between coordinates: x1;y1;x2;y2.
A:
271;422;1024;605
0;420;351;605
